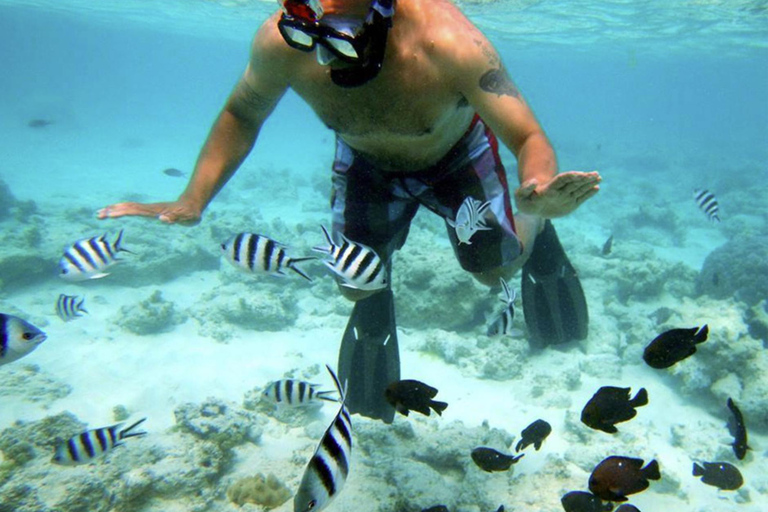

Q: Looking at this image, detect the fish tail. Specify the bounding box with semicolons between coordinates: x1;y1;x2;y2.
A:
288;257;316;282
694;324;709;344
631;387;649;407
692;462;704;476
430;400;449;416
643;459;661;480
114;229;134;254
316;390;339;403
119;417;147;440
312;225;335;254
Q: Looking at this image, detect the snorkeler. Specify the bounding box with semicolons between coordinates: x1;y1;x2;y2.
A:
98;0;600;422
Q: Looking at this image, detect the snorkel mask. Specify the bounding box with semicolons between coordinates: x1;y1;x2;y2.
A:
277;0;395;87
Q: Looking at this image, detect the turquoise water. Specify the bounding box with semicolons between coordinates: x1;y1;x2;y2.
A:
1;1;767;512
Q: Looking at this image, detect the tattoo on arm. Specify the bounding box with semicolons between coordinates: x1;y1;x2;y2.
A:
479;67;521;98
473;38;500;67
233;79;276;114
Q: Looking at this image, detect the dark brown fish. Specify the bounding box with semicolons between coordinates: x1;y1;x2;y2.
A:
27;119;53;128
384;379;447;417
693;461;743;490
581;386;648;434
162;167;187;178
615;506;641;512
726;397;749;460
643;325;708;369
560;491;612;512
589;456;660;502
515;419;551;452
601;235;614;256
470;447;523;472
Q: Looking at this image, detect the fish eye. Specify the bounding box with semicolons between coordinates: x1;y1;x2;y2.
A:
22;332;35;340
307;500;317;510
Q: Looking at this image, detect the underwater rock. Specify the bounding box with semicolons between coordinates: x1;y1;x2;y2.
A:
698;233;768;306
0;252;52;293
0;364;72;406
198;282;300;333
115;290;187;335
745;299;768;345
174;397;263;453
226;472;291;508
0;177;17;220
0;411;85;467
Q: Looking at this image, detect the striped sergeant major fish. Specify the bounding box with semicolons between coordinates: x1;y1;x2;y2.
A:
221;232;314;281
59;229;131;281
312;226;387;291
693;188;720;223
56;294;88;322
294;365;351;512
0;313;47;366
52;418;147;466
447;196;492;245
487;278;517;337
262;379;337;406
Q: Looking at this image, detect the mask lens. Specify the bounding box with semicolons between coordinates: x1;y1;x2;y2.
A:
324;36;360;60
281;25;315;49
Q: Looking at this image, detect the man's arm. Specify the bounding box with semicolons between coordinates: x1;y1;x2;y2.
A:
449;24;600;218
99;16;289;224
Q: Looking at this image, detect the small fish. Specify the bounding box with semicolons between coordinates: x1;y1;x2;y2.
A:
312;225;387;290
560;491;612;512
581;386;648;434
615;506;642;512
262;379;337;406
294;365;351;512
0;314;47;366
59;229;132;281
515;419;551;452
487;277;517;337
642;325;708;369
471;447;523;472
589;456;660;502
601;235;614;256
56;294;88;322
162;167;186;177
447;196;492;245
384;379;448;417
693;188;720;223
28;119;53;128
221;232;314;281
693;461;743;490
726;397;749;460
52;418;147;466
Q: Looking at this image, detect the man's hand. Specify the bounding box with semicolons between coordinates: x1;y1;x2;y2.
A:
515;170;601;218
97;200;202;226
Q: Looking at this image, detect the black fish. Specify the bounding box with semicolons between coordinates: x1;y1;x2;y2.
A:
28;119;53;128
726;398;749;460
422;507;449;512
515;419;551;452
162;168;187;177
384;380;447;417
581;386;648;434
589;456;660;502
693;461;743;490
470;447;523;472
560;491;612;512
615;506;641;512
601;235;614;256
642;325;708;369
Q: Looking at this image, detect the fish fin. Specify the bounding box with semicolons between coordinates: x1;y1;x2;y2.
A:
311;225;334;254
692;462;704;476
643;459;661;480
511;453;525;464
534;440;542;450
514;440;524;453
521;220;588;347
602;424;619;434
631;387;649;407
316;390;340;403
113;229;134;254
694;324;709;344
88;273;111;280
430;400;448;416
119;417;147;440
288;257;315;282
446;217;456;228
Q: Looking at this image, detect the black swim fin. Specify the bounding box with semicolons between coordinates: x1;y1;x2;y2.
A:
521;220;588;348
338;288;400;423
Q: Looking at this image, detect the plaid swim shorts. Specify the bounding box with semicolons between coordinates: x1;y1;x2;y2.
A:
329;114;522;273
